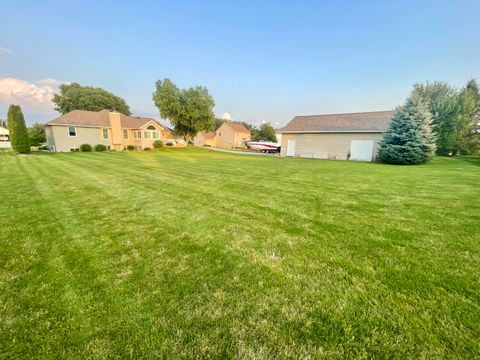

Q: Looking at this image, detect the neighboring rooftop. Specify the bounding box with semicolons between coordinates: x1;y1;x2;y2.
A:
280;110;394;133
224;123;251;133
201;131;216;139
47;109;169;130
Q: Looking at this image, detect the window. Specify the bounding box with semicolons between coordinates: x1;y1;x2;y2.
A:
102;128;109;140
134;131;141;139
144;131;152;139
68;126;76;137
147;125;156;130
123;129;129;139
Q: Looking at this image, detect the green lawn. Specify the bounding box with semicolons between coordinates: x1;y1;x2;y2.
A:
1;148;479;359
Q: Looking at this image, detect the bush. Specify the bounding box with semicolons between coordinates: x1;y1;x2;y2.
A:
153;140;163;149
80;144;92;152
126;145;135;151
95;144;107;152
165;142;174;147
143;147;152;151
7;105;30;154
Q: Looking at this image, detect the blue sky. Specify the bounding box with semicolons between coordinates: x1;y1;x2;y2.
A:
0;0;479;126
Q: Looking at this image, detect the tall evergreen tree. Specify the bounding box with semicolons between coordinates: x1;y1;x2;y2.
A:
7;105;30;153
379;94;435;165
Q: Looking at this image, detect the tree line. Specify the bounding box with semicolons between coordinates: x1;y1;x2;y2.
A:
379;79;480;164
3;78;479;160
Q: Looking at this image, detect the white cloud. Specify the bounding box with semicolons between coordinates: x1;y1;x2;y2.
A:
36;78;63;86
0;47;12;53
221;112;232;121
0;77;63;111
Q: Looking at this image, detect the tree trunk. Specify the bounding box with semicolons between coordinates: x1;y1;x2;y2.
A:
184;131;190;146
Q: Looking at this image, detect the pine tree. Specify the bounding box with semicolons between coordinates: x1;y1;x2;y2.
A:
7;105;30;154
379;94;435;165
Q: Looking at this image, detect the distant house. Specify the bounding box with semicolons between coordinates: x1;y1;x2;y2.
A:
279;111;394;161
45;110;174;152
0;126;10;148
215;122;251;148
194;131;217;147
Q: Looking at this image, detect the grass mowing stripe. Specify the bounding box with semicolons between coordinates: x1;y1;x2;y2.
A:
0;149;479;358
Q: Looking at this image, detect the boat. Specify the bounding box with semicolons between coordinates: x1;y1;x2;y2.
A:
246;141;281;153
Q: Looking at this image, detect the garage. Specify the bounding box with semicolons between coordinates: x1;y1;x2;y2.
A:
279;111;394;161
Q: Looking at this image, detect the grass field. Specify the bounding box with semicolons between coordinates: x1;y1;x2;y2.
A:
1;148;479;359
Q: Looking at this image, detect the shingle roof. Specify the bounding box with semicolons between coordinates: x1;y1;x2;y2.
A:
280;111;394;133
201;131;216;139
227;123;250;133
47;109;170;130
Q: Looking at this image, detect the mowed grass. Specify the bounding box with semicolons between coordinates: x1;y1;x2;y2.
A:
0;148;479;359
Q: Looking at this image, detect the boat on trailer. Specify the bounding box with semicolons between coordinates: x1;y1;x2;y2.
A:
246;141;281;153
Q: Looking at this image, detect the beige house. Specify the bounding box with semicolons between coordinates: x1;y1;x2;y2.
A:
194;131;217;147
45;109;174;152
279;111;394;161
215;122;251;148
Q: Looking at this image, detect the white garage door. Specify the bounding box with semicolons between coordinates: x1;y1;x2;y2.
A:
287;140;296;157
349;140;374;161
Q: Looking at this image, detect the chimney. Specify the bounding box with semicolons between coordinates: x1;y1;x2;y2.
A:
109;111;123;146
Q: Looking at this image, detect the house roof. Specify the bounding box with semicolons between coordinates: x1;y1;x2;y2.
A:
280;111;394;133
225;123;250;133
46;109;171;130
200;131;216;139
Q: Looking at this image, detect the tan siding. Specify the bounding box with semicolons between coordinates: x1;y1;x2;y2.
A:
216;123;251;148
280;132;384;160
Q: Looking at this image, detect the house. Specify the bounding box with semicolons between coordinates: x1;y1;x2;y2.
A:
194;131;217;147
279;111;394;161
45;109;174;152
0;126;10;148
215;122;251;148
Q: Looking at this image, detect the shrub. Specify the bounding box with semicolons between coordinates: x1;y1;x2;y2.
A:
153;140;163;149
143;147;152;151
7;105;30;154
95;144;107;152
126;145;135;151
80;144;92;152
165;142;174;147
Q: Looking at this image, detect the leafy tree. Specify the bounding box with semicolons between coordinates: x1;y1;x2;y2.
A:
457;79;480;154
7;105;30;153
411;81;480;155
213;117;226;131
254;123;277;142
53;83;131;115
379;94;435;165
153;79;215;144
28;122;46;146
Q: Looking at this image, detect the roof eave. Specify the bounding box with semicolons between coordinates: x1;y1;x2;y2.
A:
280;130;386;134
